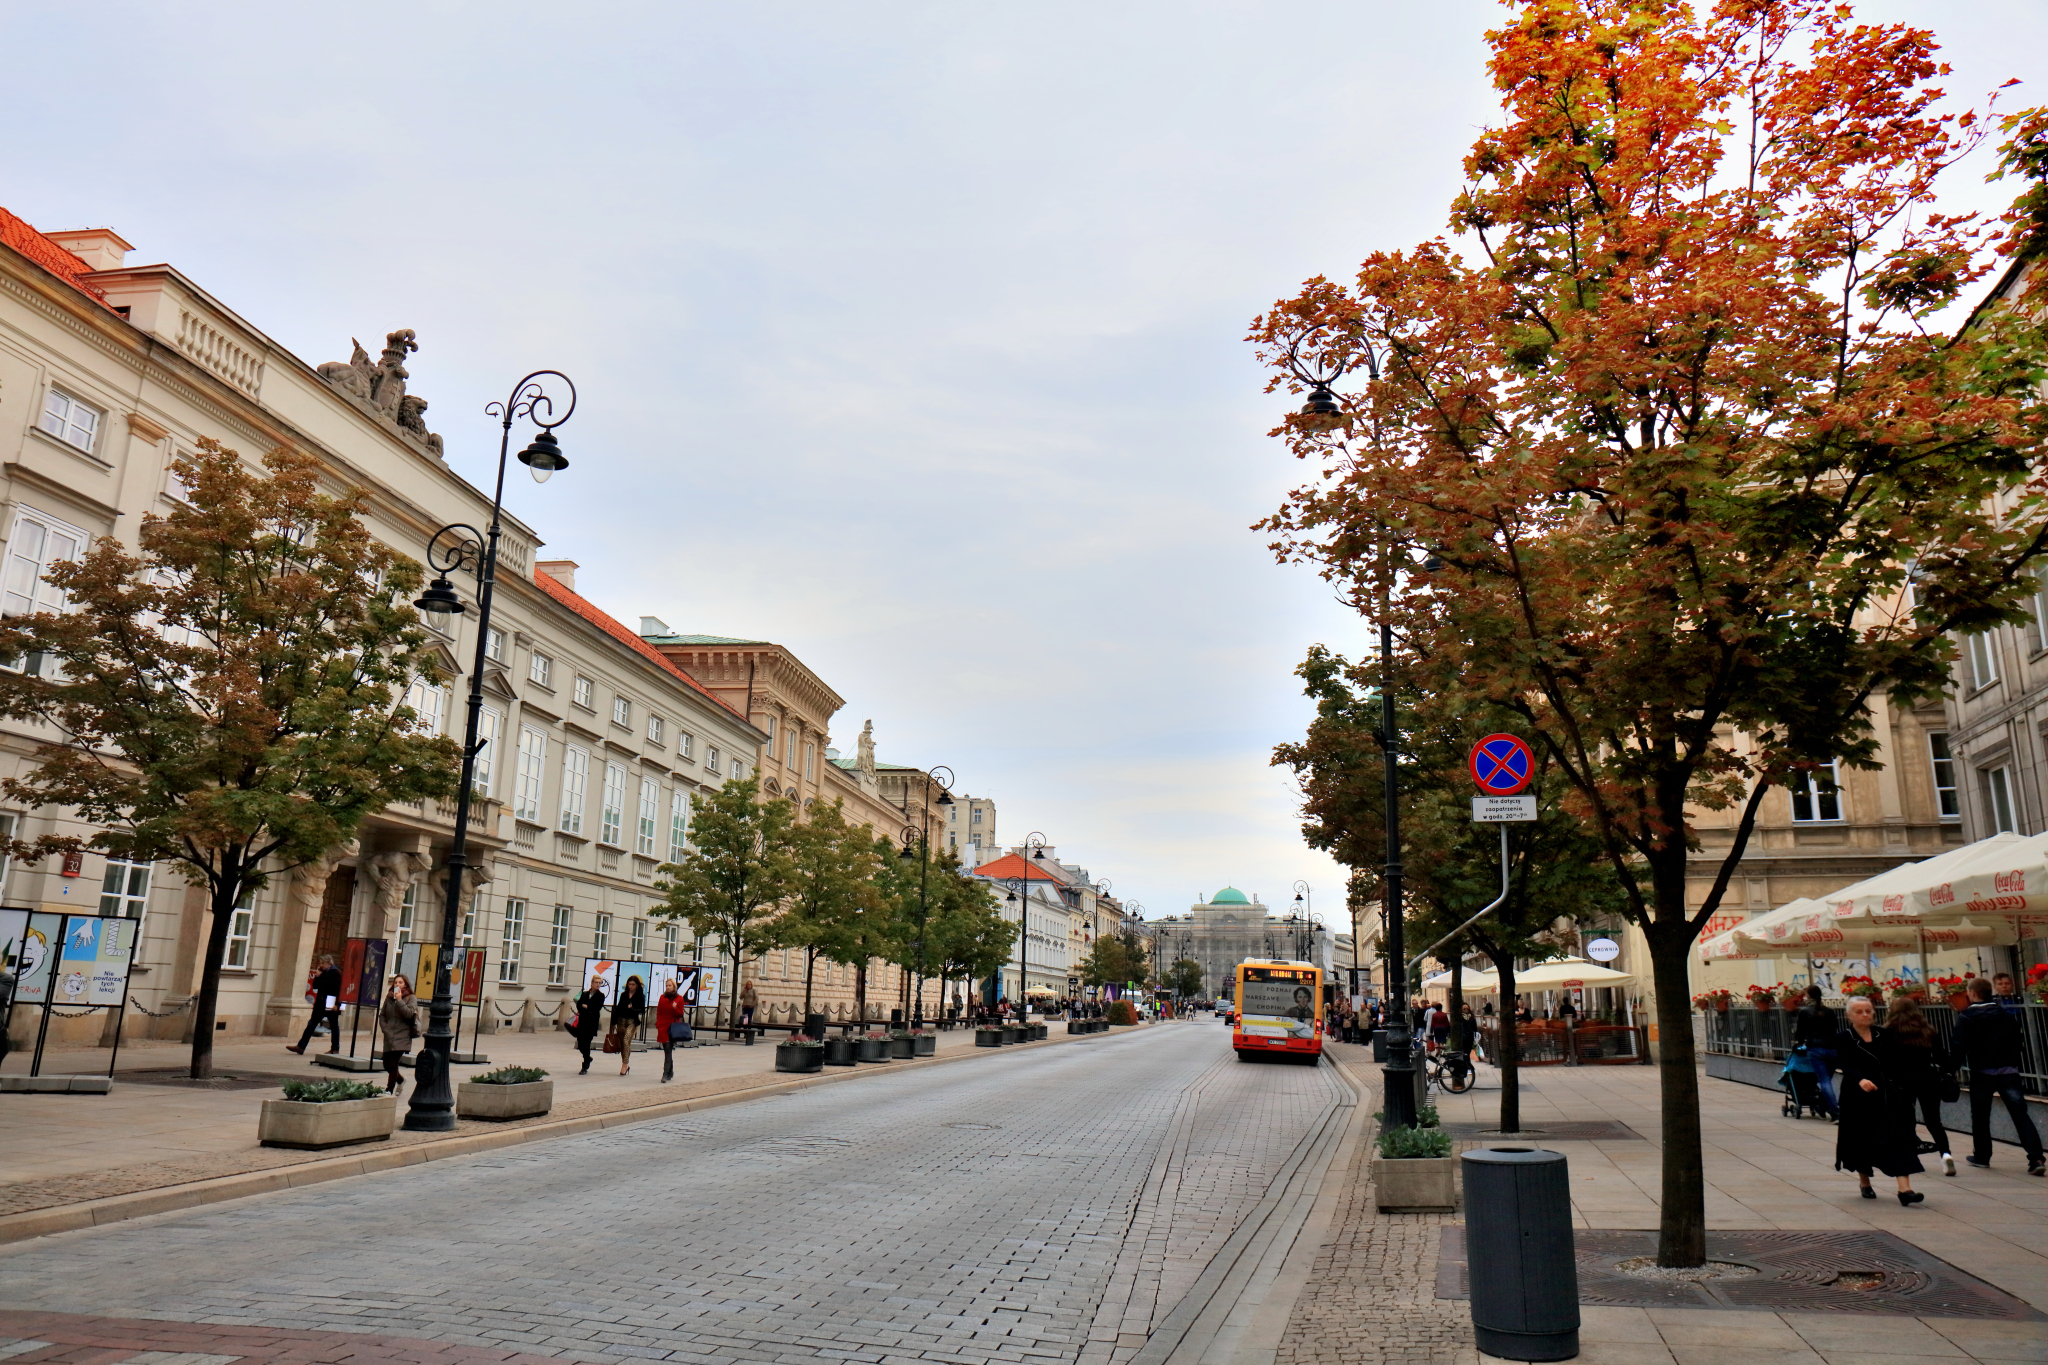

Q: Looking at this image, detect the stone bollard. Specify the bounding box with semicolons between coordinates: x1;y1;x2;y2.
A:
1461;1147;1579;1361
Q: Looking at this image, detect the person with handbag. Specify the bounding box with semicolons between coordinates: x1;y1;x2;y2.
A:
610;973;647;1076
378;974;420;1095
570;979;607;1075
1831;995;1926;1205
1790;985;1840;1118
655;978;691;1083
1881;993;1956;1176
287;955;344;1055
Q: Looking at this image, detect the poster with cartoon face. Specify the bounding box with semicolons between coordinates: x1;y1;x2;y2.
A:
11;913;65;1002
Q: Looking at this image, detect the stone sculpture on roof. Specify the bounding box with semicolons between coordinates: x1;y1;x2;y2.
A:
856;720;876;776
316;327;444;458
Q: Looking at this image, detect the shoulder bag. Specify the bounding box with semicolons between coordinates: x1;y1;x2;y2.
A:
668;1018;692;1043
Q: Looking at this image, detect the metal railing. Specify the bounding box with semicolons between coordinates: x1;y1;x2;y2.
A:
1698;1002;2048;1097
1473;1019;1648;1066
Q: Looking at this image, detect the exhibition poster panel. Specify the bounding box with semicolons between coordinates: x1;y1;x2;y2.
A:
582;958;618;1001
414;942;440;1001
63;916;135;1005
340;937;369;1005
620;963;654;1005
460;948;487;1005
647;962;684;1001
358;939;389;1004
0;909;27;978
694;966;722;1010
395;942;422;995
13;912;66;1003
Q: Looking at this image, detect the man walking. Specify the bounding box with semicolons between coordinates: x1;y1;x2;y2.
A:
1953;976;2045;1176
287;954;343;1055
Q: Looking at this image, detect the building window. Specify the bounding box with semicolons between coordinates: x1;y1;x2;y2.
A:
485;627;506;662
3;508;87;630
38;389;101;453
460;891;479;949
99;857;152;920
637;777;660;856
662;922;678;961
473;705;501;798
1789;761;1843;823
405;677;444;736
499;899;526;983
0;813;14;899
515;726;547;822
395;881;418;952
573;676;594;710
972;808;983;825
560;745;590;834
764;716;776;744
1928;732;1959;820
707;745;721;774
613;696;631;727
631;919;646;958
805;743;815;779
225;888;256;969
648;715;664;745
548;905;572;984
678;731;694;760
600;761;627;845
669;788;689;861
529;652;553;687
731;758;744;780
1966;632;1999;691
1984;764;2017;834
593;912;611;957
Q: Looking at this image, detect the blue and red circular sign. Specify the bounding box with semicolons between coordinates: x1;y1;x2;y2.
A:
1469;734;1534;795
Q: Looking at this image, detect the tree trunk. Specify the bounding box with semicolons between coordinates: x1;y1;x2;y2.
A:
803;949;817;1015
855;963;867;1023
1650;925;1707;1266
1448;950;1466;1051
188;876;242;1079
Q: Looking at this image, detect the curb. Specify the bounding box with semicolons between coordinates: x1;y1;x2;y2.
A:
0;1022;1152;1248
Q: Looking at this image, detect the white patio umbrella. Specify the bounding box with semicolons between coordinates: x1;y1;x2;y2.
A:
1420;966;1500;992
1828;830;2048;935
1447;957;1634;994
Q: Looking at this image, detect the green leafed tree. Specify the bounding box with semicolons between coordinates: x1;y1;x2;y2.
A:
0;441;460;1078
1163;958;1204;1001
923;851;1010;1016
760;796;879;1019
655;775;793;1028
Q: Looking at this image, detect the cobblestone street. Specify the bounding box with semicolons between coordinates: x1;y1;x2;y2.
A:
0;1022;1340;1365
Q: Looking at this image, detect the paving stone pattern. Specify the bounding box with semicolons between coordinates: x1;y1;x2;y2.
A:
0;1025;1334;1365
0;1310;569;1365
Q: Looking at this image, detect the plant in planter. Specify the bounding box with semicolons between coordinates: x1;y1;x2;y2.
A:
1106;1000;1139;1026
1744;984;1780;1010
822;1035;857;1066
260;1078;397;1149
912;1031;937;1057
1881;976;1926;1002
775;1038;826;1074
1777;985;1808;1011
1372;1121;1457;1212
856;1032;891;1063
2027;964;2048;1005
1839;975;1882;1000
1928;973;1972;1010
457;1064;554;1121
1691;989;1732;1012
887;1030;915;1059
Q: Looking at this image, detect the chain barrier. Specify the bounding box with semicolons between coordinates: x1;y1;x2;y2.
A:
45;1005;104;1018
531;1002;562;1018
489;1001;522;1018
126;996;195;1018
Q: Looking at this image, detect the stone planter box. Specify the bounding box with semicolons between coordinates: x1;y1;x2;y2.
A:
775;1042;825;1074
258;1095;398;1149
976;1028;1001;1048
998;1026;1017;1044
823;1036;856;1066
1067;1020;1082;1035
1373;1156;1459;1213
456;1079;553;1121
888;1035;915;1060
1033;1024;1048;1041
913;1034;936;1057
856;1037;890;1063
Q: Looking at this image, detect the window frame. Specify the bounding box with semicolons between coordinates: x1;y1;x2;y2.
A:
485;627;506;663
1985;764;2018;834
1789;761;1844;824
669;788;689;861
631;918;646;958
498;899;526;983
573;676;595;710
706;745;721;774
1928;732;1960;821
99;855;153;921
38;388;102;454
600;761;627;846
1966;631;1999;691
515;726;548;822
678;732;694;761
547;904;572;985
529;652;553;687
225;887;256;969
637;776;660;856
648;715;664;746
3;507;89;677
473;704;501;799
560;745;590;835
593;912;611;958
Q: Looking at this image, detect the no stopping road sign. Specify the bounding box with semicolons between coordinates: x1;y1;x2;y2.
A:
1469;733;1534;795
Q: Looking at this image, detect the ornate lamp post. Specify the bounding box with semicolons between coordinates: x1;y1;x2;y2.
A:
1002;832;1048;1016
893;765;953;1027
1285;334;1418;1129
403;371;573;1131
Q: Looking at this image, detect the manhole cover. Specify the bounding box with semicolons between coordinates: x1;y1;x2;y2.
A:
1436;1229;2043;1319
947;1122;1001;1131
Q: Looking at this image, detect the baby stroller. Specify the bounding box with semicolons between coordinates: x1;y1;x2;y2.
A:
1779;1045;1835;1120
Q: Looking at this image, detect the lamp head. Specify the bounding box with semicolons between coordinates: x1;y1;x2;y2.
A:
517;430;568;483
936;789;954;806
415;577;465;615
1302;384;1341;419
900;843;916;861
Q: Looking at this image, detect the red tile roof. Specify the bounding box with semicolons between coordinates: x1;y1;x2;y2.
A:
532;568;747;723
972;853;1062;882
0;207;117;311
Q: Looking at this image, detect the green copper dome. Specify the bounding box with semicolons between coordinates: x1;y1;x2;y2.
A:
1210;887;1250;905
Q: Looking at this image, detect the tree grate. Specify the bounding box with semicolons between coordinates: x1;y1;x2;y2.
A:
1435;1228;2044;1319
1442;1120;1643;1141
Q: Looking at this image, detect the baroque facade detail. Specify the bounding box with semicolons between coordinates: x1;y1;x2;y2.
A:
316;328;445;457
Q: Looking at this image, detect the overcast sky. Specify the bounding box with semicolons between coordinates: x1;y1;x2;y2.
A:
6;1;2043;927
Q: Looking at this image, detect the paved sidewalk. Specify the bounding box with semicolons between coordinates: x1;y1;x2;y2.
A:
0;1310;567;1365
0;1021;1117;1235
1275;1043;2046;1365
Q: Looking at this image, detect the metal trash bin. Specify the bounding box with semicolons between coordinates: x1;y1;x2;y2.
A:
1460;1147;1578;1361
1371;1029;1388;1062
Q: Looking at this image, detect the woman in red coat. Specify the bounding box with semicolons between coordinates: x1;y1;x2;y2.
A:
655;980;690;1084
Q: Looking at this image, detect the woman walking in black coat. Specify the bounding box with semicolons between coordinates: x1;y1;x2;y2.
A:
611;974;647;1076
571;980;607;1075
1833;995;1926;1205
1882;993;1956;1176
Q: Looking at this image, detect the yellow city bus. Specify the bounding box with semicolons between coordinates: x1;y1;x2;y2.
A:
1232;959;1323;1063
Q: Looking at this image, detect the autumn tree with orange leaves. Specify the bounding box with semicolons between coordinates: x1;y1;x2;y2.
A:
1254;0;2047;1266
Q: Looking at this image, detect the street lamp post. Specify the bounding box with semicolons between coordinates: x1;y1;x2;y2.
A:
893;766;953;1027
1285;335;1418;1130
404;370;574;1132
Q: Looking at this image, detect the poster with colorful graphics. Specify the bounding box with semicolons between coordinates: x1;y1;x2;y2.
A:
396;942;421;996
619;963;654;1010
340;938;370;1005
1;908;28;976
582;958;618;1002
414;942;440;1001
693;965;721;1010
358;939;388;1005
460;948;487;1005
647;962;686;1003
57;915;135;1005
12;912;64;1002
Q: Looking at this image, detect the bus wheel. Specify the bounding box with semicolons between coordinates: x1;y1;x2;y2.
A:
1234;1049;1255;1062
